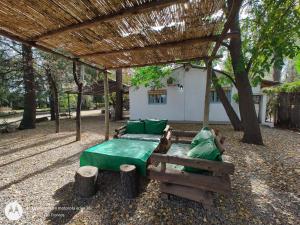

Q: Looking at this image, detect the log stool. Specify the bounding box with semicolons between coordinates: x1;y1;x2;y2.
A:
120;164;138;199
75;166;98;197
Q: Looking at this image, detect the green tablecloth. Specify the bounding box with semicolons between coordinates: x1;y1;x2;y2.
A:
80;139;159;176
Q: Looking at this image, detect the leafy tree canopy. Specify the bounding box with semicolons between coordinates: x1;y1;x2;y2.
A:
131;66;172;88
221;0;300;85
243;0;299;83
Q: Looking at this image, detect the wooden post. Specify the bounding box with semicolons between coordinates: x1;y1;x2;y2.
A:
120;164;138;199
73;61;83;141
115;69;123;120
103;70;110;140
203;60;212;127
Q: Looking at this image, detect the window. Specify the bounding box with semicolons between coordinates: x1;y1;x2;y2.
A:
210;90;231;103
148;89;167;104
252;95;261;104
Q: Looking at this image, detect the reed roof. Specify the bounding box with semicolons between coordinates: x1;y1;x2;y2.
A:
0;0;229;69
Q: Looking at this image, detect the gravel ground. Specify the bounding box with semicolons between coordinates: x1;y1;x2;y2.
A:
0;115;299;225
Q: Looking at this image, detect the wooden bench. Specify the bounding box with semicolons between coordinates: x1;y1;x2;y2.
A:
114;124;172;153
147;129;234;206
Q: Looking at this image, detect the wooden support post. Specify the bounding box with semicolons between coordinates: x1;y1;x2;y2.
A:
203;60;212;127
73;61;83;141
120;164;138;199
75;166;98;197
103;70;110;141
115;69;123;120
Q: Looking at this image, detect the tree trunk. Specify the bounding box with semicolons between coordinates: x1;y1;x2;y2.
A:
115;69;123;120
228;0;263;145
46;68;60;132
19;44;36;130
75;166;98;197
212;71;243;131
272;53;283;82
73;61;83;141
49;95;55;121
53;82;60;133
120;164;138;199
103;70;110;141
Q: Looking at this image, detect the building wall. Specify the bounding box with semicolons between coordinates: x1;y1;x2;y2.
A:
129;66;270;124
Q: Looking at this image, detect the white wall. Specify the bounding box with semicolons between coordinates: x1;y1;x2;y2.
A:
130;67;236;122
129;67;269;123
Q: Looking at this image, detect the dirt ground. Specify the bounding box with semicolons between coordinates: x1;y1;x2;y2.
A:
0;113;299;225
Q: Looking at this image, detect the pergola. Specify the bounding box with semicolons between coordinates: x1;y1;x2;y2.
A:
0;0;239;140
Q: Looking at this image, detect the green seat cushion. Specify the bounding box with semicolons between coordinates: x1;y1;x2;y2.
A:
166;143;190;171
126;120;145;134
183;139;222;174
80;139;158;176
119;133;161;142
144;119;167;135
190;127;214;149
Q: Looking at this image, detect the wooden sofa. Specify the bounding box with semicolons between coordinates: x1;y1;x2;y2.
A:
114;124;172;153
147;129;234;206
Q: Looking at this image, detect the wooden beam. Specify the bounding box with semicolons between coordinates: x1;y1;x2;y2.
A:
33;0;188;41
106;55;222;70
73;61;83;141
172;130;198;138
150;153;234;174
160;183;214;205
80;34;238;58
103;70;110;141
0;29;105;72
203;60;212;127
147;165;231;194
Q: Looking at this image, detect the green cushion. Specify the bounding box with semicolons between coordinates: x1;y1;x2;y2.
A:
126;120;145;134
144;119;168;135
190;127;214;149
183;139;222;174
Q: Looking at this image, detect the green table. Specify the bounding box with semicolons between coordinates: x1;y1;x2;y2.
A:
80;139;159;176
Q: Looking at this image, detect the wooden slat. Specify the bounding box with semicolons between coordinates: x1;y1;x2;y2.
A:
148;165;231;194
150;153;235;174
33;0;188;40
0;29;104;72
172;130;198;137
160;183;214;205
80;34;238;58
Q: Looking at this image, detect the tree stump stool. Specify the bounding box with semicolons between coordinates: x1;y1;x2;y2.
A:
75;166;98;197
120;164;138;199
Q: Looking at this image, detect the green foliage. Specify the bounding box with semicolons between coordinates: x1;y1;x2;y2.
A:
131;66;172;88
243;0;300;80
232;93;239;103
294;53;300;75
263;80;300;93
59;93;77;110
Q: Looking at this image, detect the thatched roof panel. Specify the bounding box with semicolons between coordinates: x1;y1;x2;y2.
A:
0;0;226;69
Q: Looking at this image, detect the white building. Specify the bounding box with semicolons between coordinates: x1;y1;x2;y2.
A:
129;64;274;126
